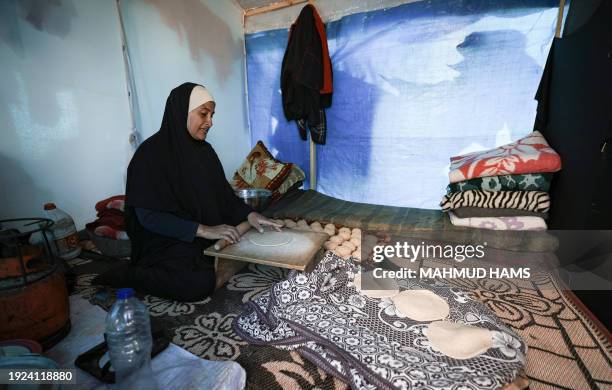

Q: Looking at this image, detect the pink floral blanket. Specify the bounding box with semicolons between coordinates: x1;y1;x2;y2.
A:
449;131;561;183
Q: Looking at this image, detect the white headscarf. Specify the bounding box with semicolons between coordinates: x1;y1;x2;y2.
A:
188;85;215;114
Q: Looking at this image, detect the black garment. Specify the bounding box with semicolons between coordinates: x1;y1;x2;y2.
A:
135;208;198;243
534;1;612;229
281;5;332;145
95;83;252;301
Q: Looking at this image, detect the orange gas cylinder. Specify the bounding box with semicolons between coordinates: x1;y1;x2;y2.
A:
0;219;71;349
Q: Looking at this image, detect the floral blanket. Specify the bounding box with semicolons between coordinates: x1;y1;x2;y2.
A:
447;173;553;194
449;131;561;184
235;252;526;390
448;212;547;231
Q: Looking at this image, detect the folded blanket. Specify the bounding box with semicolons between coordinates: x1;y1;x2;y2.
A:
235;253;527;389
440;190;550;213
453;207;548;219
447;173;553;193
449;211;547;231
449;131;561;183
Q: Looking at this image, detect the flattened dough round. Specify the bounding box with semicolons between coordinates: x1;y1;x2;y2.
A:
391;290;449;321
426;321;492;359
353;274;399;298
248;231;293;247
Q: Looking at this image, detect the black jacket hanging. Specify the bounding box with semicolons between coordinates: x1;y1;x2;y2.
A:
281;4;333;145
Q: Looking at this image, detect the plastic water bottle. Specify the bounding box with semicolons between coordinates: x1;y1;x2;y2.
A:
43;203;81;260
105;288;158;390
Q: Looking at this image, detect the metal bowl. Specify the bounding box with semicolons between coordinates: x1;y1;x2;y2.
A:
235;188;272;211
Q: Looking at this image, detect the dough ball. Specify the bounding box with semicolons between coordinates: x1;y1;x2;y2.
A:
329;235;344;245
310;221;322;230
273;219;285;227
340;241;356;252
324;224;336;235
335;245;351;259
324;241;338;250
351;228;362;236
310;222;324;232
296;219;311;231
284;219;297;228
338;228;351;240
351;250;362;261
349;237;361;248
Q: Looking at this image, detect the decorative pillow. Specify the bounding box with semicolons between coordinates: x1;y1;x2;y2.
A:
233;141;293;193
275;164;305;198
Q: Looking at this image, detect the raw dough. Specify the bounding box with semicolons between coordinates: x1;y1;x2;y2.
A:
329;235;344;245
296;220;310;230
248;231;293;247
349;237;361;248
284;219;297;228
340;241;356;252
324;241;338;250
273;219;285;227
426;321;493;359
324;224;336;235
351;250;361;261
335;246;351;259
310;221;322;229
351;228;362;236
353;273;399;298
391;290;450;321
310;222;324;233
338;227;351;240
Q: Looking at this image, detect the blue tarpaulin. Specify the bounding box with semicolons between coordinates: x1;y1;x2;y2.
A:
246;0;558;209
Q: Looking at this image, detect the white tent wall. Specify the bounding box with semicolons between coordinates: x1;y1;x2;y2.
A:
0;0;249;228
119;0;250;180
0;0;132;228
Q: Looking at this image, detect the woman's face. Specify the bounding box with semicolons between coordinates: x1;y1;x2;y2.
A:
186;101;215;141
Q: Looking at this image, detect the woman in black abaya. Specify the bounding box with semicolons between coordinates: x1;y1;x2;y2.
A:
94;83;281;301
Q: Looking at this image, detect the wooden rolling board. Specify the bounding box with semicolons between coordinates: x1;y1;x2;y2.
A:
204;228;329;271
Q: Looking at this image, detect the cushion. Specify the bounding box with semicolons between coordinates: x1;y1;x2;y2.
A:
275;164;305;200
233;141;293;192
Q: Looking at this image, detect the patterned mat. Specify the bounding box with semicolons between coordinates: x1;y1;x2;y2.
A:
69;249;611;389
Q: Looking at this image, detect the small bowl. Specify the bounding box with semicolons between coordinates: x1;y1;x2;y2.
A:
235;188;272;211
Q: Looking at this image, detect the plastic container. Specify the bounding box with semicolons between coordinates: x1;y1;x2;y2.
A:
43;203;81;260
105;288;158;390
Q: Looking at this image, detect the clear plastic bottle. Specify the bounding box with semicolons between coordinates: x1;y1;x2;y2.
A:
105;288;158;390
43;203;81;260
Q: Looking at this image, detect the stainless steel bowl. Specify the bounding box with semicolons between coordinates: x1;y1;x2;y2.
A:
235;188;272;211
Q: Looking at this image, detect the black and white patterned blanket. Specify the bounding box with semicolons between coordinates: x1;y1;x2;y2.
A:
440;189;550;213
235;252;526;390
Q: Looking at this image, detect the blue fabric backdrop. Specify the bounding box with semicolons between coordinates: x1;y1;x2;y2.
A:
245;0;558;209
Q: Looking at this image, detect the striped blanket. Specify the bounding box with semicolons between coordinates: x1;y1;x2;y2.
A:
440;190;551;213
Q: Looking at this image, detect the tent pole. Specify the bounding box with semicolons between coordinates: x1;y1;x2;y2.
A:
555;0;566;38
310;137;316;190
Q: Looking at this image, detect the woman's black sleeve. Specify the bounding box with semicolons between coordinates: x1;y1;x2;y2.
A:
135;208;199;242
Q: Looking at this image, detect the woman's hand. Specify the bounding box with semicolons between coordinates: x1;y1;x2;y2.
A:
196;224;241;244
248;212;283;233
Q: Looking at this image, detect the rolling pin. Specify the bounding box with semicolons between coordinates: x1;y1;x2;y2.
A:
213;220;252;251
